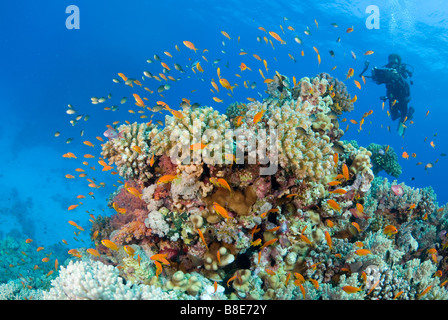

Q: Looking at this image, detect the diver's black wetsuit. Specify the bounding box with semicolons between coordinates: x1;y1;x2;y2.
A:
383;67;411;123
361;54;414;132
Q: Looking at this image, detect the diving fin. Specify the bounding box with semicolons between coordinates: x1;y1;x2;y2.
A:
397;122;406;137
407;107;415;121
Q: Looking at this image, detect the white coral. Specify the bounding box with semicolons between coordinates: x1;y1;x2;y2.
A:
144;210;170;238
43;260;181;300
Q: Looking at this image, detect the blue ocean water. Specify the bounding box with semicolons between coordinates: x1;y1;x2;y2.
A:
0;0;446;281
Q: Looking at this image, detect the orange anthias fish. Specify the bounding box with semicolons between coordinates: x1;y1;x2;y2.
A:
327;199;341;211
355;249;371;256
356;203;364;214
239;62;251;72
253;110;265;124
197;228;208;249
217;178;231;192
213;281;218;293
418;285;432;298
342;285;361;294
190;142;208;150
227;273;238;288
83;141;95;147
333;153;338;167
268;31;286;44
126;186;142;198
86;248;101;257
133;93;145;107
383;225;398;236
221;31;231;40
118;73;127;81
123;245;135;257
346;68;354;79
132;145;142;154
342;164;349;180
63;152;77;159
352;222;361;233
324;231;332;250
330;189;347;194
112;202;126;214
260;238;278;250
68;220;84;231
154;260;163;278
101;239;118;251
326;220;335;228
183;40;198;52
68;204;79;211
300;233;313;246
156;174;177;185
266;226;280;233
219;78;234;92
213;202;231;219
151;253;170;265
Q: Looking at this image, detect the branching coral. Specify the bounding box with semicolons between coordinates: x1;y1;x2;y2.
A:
43;260;190;300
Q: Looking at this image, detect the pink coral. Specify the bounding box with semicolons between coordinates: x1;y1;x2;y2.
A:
253;176;272;199
112;180;147;212
112;220;151;244
391;185;404;196
158;154;178;175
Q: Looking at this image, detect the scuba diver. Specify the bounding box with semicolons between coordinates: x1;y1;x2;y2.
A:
360;54;414;137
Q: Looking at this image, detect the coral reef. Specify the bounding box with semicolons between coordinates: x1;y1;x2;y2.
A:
34;72;448;301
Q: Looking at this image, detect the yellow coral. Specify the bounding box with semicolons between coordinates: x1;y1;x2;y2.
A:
150;107;232;165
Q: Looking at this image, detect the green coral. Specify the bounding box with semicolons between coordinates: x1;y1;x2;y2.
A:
225;101;247;121
367;143;402;178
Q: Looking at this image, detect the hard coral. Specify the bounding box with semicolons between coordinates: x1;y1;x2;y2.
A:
367;143;402;178
101;122;158;182
317;72;354;115
203;186;257;222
